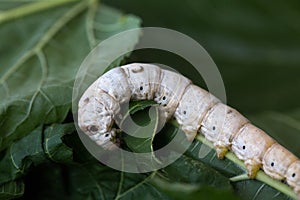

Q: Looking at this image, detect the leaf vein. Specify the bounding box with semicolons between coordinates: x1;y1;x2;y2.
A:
0;1;88;87
117;172;156;198
86;0;98;49
252;184;266;200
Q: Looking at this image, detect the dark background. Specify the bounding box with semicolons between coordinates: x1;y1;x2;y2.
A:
104;0;300;115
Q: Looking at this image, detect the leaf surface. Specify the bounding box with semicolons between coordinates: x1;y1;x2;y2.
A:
0;1;141;151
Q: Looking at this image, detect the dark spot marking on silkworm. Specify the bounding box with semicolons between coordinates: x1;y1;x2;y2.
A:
292;173;296;178
227;110;233;114
84;98;89;103
242;145;246;150
140;86;143;90
162;96;166;100
89;125;98;132
183;111;186;115
105;133;109;137
271;162;275;167
212;126;216;130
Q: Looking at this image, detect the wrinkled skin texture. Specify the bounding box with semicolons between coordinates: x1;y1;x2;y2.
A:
96;67;131;104
78;81;120;149
121;63;161;100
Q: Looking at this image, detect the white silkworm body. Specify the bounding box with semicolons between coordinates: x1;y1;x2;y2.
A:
77;63;300;198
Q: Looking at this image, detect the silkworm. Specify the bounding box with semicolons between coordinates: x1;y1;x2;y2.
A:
77;63;300;198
